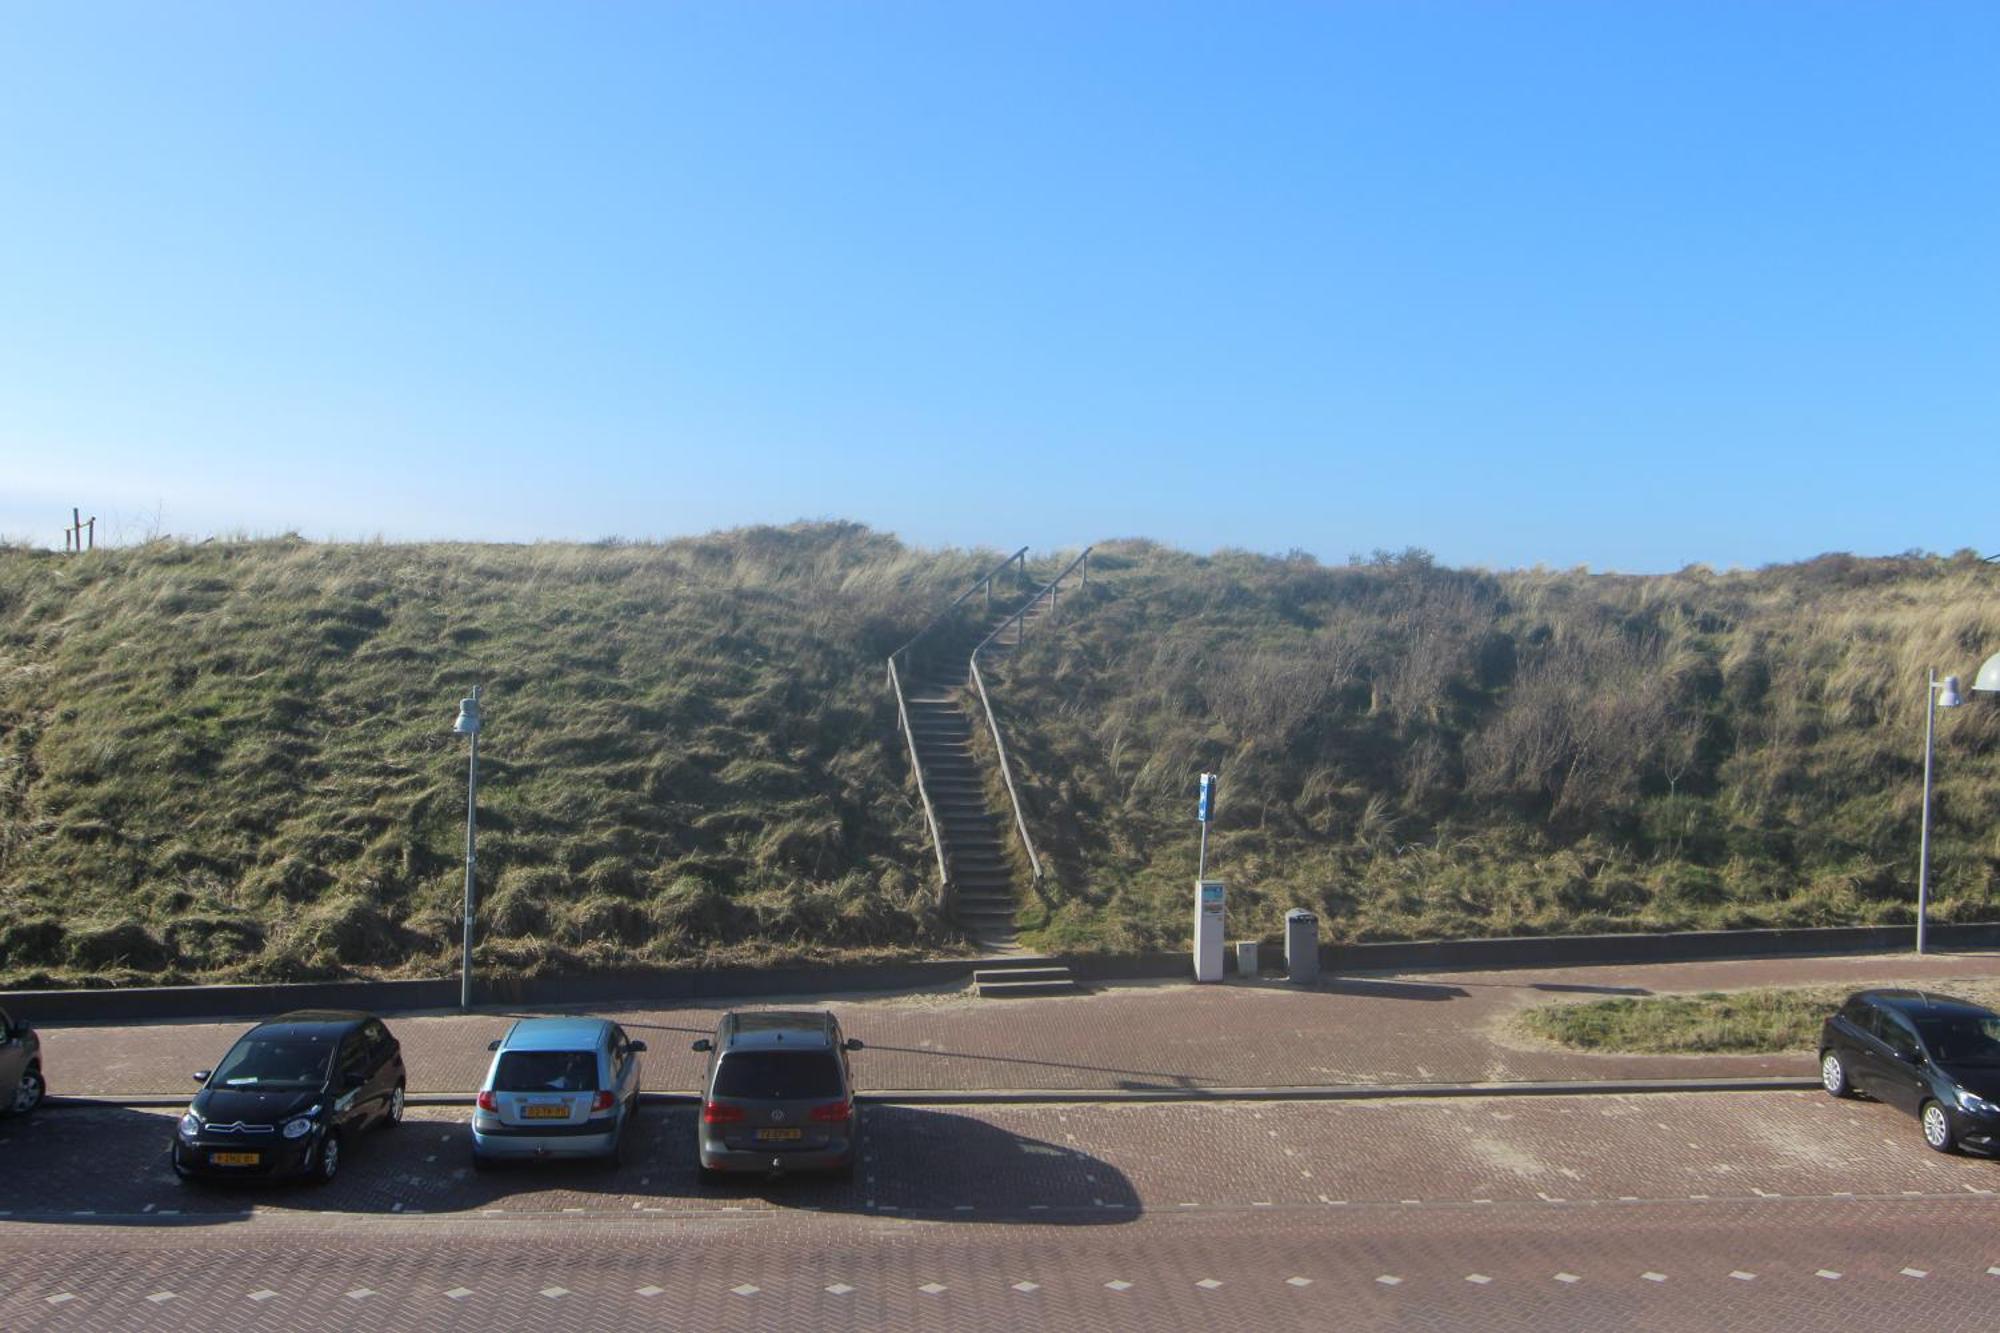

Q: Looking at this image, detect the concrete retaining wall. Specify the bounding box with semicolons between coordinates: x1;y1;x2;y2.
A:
5;921;1991;1025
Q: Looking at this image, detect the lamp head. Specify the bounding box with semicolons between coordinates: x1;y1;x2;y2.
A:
1975;652;2000;697
1938;675;1964;709
452;693;482;736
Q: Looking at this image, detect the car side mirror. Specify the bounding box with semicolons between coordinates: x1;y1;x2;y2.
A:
626;1040;647;1054
192;1069;212;1084
844;1038;864;1051
691;1038;713;1052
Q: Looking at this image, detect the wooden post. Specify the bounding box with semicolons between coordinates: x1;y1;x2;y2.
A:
86;517;95;550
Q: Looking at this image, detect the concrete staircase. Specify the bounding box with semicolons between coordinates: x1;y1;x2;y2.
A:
972;958;1079;997
903;606;1036;949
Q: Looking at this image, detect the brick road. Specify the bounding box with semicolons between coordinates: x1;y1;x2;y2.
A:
30;949;2000;1097
5;1092;2000;1329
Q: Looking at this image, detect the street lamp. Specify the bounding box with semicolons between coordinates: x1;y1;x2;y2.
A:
1916;672;1963;955
452;687;482;1009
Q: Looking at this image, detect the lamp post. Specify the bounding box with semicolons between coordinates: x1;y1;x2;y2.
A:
453;687;482;1009
1917;672;1963;955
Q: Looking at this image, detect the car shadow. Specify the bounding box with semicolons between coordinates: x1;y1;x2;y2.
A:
0;1103;1139;1227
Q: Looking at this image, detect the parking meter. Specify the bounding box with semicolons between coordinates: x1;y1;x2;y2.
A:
1194;879;1225;982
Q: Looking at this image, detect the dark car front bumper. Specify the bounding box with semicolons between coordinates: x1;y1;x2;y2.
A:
173;1131;322;1180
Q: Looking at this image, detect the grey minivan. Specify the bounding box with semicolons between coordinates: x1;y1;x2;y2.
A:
472;1017;646;1167
693;1010;862;1181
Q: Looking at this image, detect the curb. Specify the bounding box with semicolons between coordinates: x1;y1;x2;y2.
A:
50;1076;1819;1112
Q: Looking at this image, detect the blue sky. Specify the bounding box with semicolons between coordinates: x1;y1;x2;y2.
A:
3;3;1994;570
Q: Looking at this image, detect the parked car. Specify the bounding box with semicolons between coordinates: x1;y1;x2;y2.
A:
1819;989;2000;1153
692;1010;862;1181
173;1010;405;1184
0;1007;44;1117
471;1017;645;1167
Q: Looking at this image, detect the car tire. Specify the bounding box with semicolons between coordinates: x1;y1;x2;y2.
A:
383;1083;405;1129
1922;1100;1958;1154
10;1065;44;1116
313;1131;343;1185
1819;1051;1852;1099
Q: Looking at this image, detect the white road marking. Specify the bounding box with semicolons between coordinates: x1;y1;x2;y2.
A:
1642;1272;1668;1283
1729;1271;1756;1282
919;1283;948;1295
1554;1273;1580;1284
1901;1268;1928;1279
148;1292;177;1304
1286;1277;1312;1287
247;1290;277;1302
1196;1279;1223;1289
446;1288;473;1299
542;1287;570;1298
636;1286;664;1296
1105;1280;1133;1291
1012;1281;1039;1293
46;1294;75;1305
347;1289;375;1300
1816;1270;1841;1280
826;1283;856;1295
1375;1275;1402;1286
1465;1274;1492;1285
731;1284;760;1297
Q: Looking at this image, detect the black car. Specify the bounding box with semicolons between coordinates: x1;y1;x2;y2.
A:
173;1010;405;1184
1819;989;2000;1154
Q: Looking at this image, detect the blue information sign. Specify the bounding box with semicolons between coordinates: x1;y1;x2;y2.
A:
1198;772;1217;823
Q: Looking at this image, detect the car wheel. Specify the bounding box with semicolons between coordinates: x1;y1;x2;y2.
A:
11;1065;44;1115
383;1083;405;1129
314;1131;343;1185
1819;1051;1852;1099
1922;1100;1957;1154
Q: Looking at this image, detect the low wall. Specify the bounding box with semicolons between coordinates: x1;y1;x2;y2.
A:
5;921;1992;1025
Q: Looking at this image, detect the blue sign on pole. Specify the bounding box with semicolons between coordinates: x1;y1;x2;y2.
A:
1198;772;1217;823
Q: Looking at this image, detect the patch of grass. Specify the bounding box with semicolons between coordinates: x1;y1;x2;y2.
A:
1518;980;2000;1054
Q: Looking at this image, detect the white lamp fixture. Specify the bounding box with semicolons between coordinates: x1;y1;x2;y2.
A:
453;686;482;1008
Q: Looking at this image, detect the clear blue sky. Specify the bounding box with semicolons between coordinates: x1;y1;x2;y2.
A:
3;3;1994;570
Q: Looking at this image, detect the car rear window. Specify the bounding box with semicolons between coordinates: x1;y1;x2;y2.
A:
712;1051;844;1100
494;1050;599;1092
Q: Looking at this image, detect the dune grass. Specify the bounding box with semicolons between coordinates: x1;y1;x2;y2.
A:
1518;980;2000;1054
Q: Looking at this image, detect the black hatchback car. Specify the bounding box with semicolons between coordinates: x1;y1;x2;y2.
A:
1819;989;2000;1154
173;1010;405;1184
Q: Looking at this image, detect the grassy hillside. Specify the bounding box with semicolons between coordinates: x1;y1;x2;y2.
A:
0;525;999;986
5;528;2000;987
992;544;2000;954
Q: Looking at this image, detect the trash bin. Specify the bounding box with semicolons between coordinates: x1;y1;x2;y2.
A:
1234;939;1260;979
1285;909;1319;985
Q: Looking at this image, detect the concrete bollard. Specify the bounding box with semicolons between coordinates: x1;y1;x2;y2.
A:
1234;940;1260;978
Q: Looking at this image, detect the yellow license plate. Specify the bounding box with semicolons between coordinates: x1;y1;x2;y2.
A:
756;1127;802;1142
522;1104;568;1119
210;1151;261;1166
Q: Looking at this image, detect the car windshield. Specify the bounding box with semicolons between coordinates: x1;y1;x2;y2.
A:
1915;1016;2000;1066
212;1035;337;1089
712;1050;843;1100
494;1050;599;1093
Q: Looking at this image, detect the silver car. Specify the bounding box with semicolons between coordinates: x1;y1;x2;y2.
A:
693;1010;862;1181
0;1007;43;1116
471;1017;645;1167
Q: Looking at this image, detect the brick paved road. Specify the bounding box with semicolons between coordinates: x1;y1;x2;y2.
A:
32;950;2000;1097
5;1092;2000;1329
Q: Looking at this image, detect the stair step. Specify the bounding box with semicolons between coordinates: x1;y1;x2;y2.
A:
974;975;1079;998
973;966;1070;984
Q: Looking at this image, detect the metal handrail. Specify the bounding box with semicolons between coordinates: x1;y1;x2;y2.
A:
887;655;953;909
968;547;1093;895
888;546;1028;670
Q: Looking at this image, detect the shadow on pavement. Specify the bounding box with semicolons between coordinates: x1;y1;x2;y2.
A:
1317;978;1469;1002
1531;983;1652;996
0;1104;1138;1227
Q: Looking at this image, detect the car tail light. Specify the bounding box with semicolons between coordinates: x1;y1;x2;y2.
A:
809;1099;851;1123
703;1101;744;1124
591;1090;616;1113
476;1091;498;1113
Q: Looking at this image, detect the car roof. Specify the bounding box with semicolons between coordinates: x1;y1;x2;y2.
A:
249;1010;370;1038
500;1017;615;1051
721;1010;836;1051
1855;989;1996;1020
